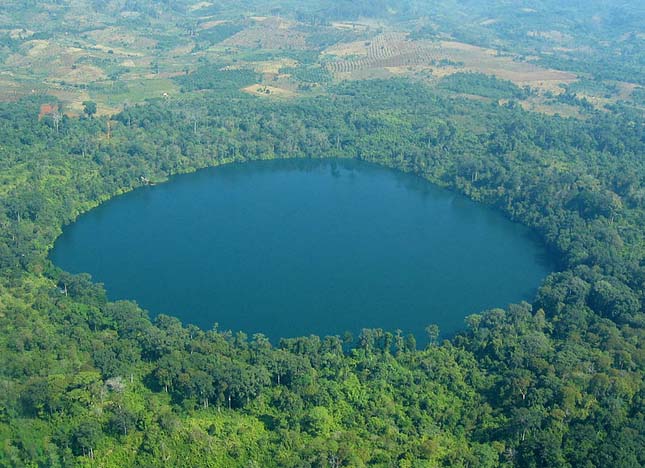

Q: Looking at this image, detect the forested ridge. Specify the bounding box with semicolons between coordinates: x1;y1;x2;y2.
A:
0;80;644;466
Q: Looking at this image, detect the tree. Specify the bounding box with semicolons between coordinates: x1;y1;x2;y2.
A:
184;105;205;135
72;421;101;458
82;101;97;118
589;279;640;322
510;407;542;442
405;333;417;352
52;111;62;133
108;404;136;436
302;406;334;437
425;324;440;346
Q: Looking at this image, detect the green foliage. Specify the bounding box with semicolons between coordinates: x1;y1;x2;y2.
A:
438;72;529;100
196;23;245;46
631;87;645;106
82;100;97;118
566;79;619;99
279;65;332;83
0;76;643;466
174;63;259;94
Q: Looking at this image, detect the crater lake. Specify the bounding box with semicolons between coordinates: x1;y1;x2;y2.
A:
50;158;553;342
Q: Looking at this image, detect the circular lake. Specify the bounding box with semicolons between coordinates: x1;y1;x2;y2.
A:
50;158;553;341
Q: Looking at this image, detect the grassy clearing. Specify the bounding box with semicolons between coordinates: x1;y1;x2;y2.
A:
89;78;179;108
519;97;584;118
242;83;297;98
252;59;299;75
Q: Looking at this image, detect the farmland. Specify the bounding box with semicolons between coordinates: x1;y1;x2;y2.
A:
323;33;576;94
0;1;641;116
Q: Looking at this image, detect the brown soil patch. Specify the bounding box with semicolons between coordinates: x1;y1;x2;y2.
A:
222;21;308;49
199;20;229;30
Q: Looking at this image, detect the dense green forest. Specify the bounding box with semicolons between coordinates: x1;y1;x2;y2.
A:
437;73;530;100
0;77;643;466
0;0;644;465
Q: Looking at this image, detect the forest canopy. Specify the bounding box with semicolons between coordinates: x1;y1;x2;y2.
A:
0;0;643;466
0;78;643;466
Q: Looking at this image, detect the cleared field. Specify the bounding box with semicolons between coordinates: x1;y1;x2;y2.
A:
519;97;584;118
57;64;107;83
324;34;577;94
0;7;636;118
438;42;576;87
251;59;299;75
323;40;370;57
325;33;443;73
86;27;157;51
221;18;309;50
330;21;370;32
91;44;145;58
6;40;112;87
189;1;213;12
0;77;27;101
613;81;639;100
242;83;296;98
199;20;230;30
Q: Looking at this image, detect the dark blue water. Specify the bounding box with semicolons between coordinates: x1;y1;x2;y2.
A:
50;158;552;341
